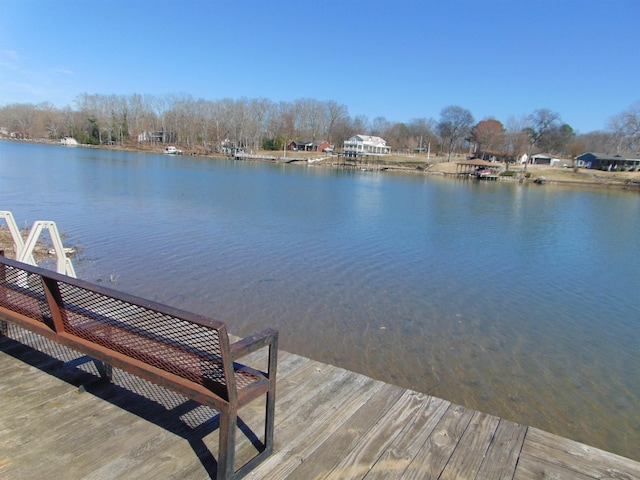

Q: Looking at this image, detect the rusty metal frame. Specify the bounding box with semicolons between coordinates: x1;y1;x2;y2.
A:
0;256;277;480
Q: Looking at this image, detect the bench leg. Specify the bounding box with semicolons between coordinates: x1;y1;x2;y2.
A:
217;409;237;480
94;360;113;381
264;388;275;454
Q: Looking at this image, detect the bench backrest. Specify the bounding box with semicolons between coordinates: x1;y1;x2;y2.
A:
0;256;237;401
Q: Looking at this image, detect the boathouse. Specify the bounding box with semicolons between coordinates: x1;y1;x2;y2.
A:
456;158;503;178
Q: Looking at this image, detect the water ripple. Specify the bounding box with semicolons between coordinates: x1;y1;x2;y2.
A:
2;142;639;461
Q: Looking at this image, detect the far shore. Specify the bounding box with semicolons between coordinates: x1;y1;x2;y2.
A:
5;138;640;190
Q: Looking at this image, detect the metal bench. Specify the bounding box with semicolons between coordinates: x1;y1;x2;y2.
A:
0;256;277;480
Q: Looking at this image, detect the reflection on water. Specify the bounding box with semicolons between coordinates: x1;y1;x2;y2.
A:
1;141;639;460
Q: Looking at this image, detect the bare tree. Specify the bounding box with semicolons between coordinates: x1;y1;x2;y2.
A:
524;108;560;156
503;115;529;165
6;92;634;159
126;93;151;141
608;101;640;153
60;106;77;138
406;118;437;158
2;103;37;138
623;102;640;149
371;116;392;137
351;115;370;136
407;118;436;150
34;102;61;139
385;123;414;151
75;93;109;144
325;101;350;146
575;131;618;154
436;105;474;162
566;139;585;160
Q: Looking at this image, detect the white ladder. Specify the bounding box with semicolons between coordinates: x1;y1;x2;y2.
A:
0;210;76;278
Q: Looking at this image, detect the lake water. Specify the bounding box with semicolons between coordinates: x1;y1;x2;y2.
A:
1;141;639;460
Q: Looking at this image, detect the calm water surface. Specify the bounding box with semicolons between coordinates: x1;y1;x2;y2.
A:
1;141;639;460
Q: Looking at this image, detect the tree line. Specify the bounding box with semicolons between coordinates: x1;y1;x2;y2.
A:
0;93;638;160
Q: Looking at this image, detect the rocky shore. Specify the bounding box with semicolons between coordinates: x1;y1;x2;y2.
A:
0;227;76;262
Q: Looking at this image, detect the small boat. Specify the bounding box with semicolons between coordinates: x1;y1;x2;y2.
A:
163;146;183;155
474;168;493;178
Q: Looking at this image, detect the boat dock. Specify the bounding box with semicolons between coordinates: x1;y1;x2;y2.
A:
1;325;639;479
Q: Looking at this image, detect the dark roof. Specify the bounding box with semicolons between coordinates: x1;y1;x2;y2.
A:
457;159;500;167
576;152;630;161
531;152;559;159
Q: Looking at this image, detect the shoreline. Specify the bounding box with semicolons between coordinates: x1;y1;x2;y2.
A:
5;138;640;191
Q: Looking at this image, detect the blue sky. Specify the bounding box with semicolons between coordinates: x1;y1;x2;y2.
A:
1;0;638;133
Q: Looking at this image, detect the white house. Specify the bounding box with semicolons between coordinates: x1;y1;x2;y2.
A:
529;153;562;166
343;134;391;157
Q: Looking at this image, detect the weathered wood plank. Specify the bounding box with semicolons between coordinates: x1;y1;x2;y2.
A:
0;360;70;402
321;390;440;479
476;419;527;480
80;431;207;480
248;370;382;478
520;427;640;479
266;358;340;415
0;343;218;479
0;358;141;479
284;382;407;480
360;394;451;479
400;404;475;480
3;332;640;480
439;410;500;480
514;451;594;480
174;353;328;473
0;340;68;376
62;430;180;480
196;360;371;474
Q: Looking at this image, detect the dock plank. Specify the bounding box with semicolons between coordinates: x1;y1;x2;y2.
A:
321;390;442;479
284;383;406;480
249;370;382;478
476;419;527;480
2;328;640;480
519;427;640;479
360;394;450;479
514;453;594;480
439;410;500;480
400;404;475;480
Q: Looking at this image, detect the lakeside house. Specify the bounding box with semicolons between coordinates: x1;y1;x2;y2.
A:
576;152;640;170
472;149;517;163
343;134;391;157
529;152;563;166
287;140;332;152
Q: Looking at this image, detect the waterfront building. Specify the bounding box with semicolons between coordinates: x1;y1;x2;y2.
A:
343;134;391;157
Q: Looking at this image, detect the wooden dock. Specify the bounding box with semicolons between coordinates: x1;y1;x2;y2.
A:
1;326;639;479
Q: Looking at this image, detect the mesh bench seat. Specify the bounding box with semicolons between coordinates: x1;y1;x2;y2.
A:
0;256;277;480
